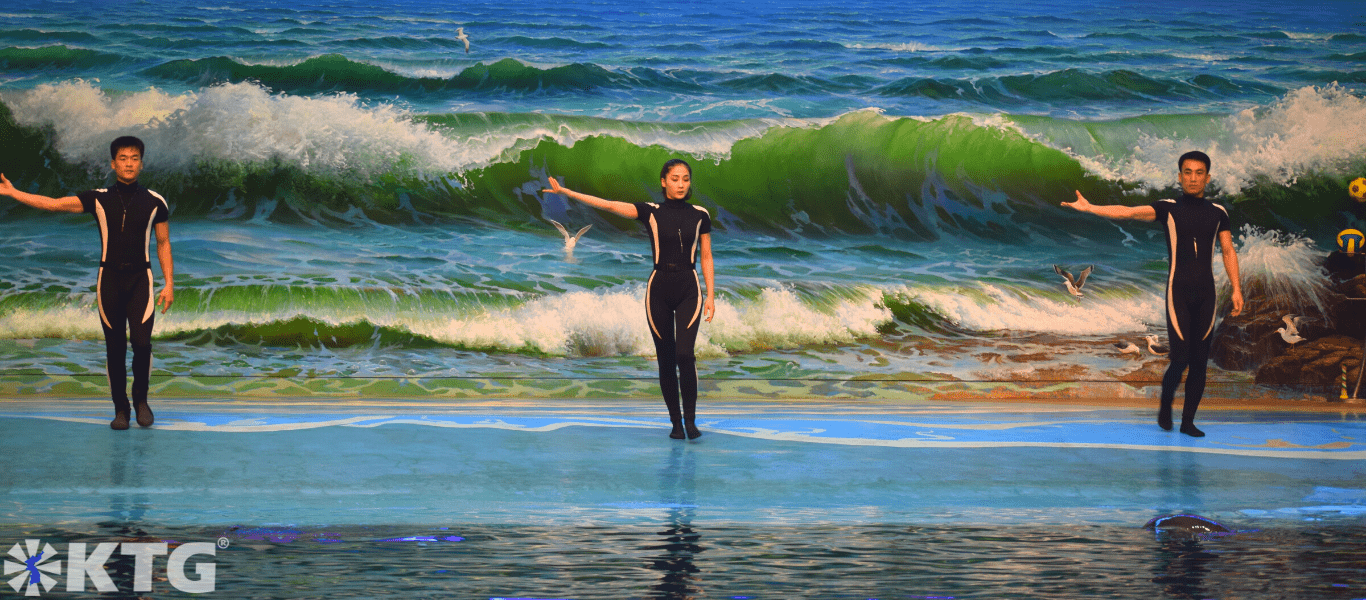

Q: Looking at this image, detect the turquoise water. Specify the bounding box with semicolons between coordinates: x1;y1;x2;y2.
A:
1;399;1363;597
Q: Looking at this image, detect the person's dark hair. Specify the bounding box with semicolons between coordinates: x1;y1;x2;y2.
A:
660;158;692;201
110;136;145;160
1178;150;1210;171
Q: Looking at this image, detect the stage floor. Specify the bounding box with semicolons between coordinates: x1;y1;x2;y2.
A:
3;397;1362;527
2;397;1363;598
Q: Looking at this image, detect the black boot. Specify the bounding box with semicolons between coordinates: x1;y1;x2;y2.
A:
1158;402;1172;431
665;397;685;439
683;395;701;439
133;401;154;427
1179;396;1203;437
111;398;130;430
685;420;702;440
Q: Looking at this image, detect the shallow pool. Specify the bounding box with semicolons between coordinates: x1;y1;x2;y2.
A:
2;398;1363;598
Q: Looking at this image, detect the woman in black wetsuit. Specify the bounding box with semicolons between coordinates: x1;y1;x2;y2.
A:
544;159;716;440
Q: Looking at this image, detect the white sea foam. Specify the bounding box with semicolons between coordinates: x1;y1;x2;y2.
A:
845;41;952;52
407;288;653;357
1;79;810;176
1169;52;1231;62
0;304;102;339
2;80;472;176
410;285;890;357
1221;225;1333;314
1083;85;1366;193
905;284;1161;335
0;284;893;358
448;111;816;166
1281;31;1336;41
708;286;891;350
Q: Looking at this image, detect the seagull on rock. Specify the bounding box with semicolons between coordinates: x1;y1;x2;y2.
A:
1276;325;1304;346
1281;314;1304;337
1144;334;1168;356
1114;341;1142;356
1054;264;1093;300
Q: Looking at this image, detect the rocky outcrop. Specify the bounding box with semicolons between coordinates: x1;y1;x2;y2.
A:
1214;273;1366;387
1255;335;1361;387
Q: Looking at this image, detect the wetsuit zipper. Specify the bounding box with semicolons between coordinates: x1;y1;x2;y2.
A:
113;190;131;267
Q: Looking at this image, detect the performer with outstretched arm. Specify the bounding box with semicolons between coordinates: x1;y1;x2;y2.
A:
544;159;716;439
1062;150;1243;437
0;136;174;430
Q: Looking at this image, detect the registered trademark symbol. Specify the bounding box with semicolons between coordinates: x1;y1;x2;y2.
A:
217;537;230;549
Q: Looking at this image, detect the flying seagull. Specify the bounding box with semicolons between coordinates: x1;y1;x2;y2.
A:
1144;334;1168;356
1053;264;1093;300
550;219;592;261
456;27;470;53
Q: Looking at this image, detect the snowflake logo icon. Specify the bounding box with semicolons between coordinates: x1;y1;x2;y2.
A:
4;539;62;597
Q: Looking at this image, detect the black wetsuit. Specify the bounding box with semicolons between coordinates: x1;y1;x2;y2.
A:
78;181;170;412
1151;193;1230;427
633;199;711;430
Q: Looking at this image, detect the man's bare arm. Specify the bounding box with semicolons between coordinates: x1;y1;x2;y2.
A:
0;173;82;213
154;221;174;313
1061;190;1155;222
1219;229;1243;316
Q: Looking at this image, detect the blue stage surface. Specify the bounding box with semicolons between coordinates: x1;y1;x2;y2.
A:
2;398;1362;528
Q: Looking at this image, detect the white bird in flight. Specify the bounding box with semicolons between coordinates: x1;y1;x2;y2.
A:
1054;264;1093;300
550;219;592;260
455;27;470;53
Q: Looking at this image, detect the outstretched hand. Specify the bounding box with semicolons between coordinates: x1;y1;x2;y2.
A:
0;173;15;198
542;177;566;195
1061;190;1091;211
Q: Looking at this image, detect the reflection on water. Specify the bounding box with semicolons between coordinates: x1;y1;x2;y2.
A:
1151;536;1218;600
4;522;1360;598
649;444;702;599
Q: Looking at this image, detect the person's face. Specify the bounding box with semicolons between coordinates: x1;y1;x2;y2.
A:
111;147;143;184
661;164;691;201
1179;158;1209;197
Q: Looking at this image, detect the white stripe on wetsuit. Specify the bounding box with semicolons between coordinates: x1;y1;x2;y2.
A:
1164;212;1183;342
94;202;113;329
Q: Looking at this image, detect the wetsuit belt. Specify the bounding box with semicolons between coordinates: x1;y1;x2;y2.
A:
100;261;152;270
654;262;695;272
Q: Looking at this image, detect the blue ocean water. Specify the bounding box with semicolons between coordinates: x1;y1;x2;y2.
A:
0;0;1362;383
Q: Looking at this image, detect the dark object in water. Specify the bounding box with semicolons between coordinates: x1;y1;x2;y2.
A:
1143;514;1231;534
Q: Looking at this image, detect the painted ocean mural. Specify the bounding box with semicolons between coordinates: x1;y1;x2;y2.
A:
1;0;1364;398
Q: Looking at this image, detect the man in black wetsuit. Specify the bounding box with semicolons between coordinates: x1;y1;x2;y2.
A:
1062;151;1243;437
0;136;175;430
